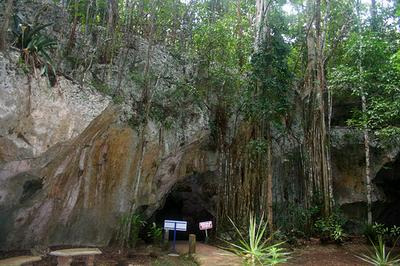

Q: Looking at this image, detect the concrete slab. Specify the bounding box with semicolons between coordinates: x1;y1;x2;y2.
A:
49;248;102;257
0;255;42;266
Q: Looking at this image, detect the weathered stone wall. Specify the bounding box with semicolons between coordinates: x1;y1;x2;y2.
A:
0;52;110;159
1;0;400;250
330;127;400;226
0;105;215;248
0;0;211;246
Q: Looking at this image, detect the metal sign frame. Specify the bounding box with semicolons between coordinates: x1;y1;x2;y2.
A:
199;221;212;230
164;220;187;253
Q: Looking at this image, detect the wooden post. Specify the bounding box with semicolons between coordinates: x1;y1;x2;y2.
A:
163;229;170;250
56;256;72;266
189;234;196;255
164;229;169;243
86;255;95;266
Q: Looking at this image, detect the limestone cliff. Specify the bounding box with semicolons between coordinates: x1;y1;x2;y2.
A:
0;103;215;248
1;0;400;250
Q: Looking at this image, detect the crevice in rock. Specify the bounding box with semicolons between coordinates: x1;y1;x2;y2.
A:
19;178;43;204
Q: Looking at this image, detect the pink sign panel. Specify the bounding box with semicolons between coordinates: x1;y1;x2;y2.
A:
199;221;213;230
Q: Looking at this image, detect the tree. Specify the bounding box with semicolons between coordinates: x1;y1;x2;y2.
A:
330;0;400;224
249;1;292;230
0;0;13;51
357;0;372;226
302;0;333;217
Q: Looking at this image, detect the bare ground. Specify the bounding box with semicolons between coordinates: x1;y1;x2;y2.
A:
1;239;397;265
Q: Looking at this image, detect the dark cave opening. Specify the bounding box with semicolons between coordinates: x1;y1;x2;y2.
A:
373;156;400;226
152;173;217;241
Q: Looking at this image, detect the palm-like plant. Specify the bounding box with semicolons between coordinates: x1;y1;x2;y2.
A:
23;34;56;68
12;13;56;78
356;235;400;266
224;213;289;265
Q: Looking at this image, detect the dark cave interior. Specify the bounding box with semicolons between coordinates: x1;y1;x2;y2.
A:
152;174;217;241
373;156;400;226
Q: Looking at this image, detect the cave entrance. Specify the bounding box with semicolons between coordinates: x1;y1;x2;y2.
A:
373;156;400;226
153;173;217;241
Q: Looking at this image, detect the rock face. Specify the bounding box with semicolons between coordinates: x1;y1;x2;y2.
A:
330;127;400;227
0;31;213;248
0;53;110;160
1;46;399;249
0;0;210;249
1;0;400;250
0;104;215;248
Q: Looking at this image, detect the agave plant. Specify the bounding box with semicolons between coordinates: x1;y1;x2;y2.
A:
23;34;56;68
12;14;53;49
224;213;289;265
12;13;56;78
356;235;400;266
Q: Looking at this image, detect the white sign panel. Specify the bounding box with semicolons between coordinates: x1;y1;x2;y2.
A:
164;220;187;231
199;221;213;230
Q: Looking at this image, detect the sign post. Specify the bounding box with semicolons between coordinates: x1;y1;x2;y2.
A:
199;221;213;243
164;220;187;254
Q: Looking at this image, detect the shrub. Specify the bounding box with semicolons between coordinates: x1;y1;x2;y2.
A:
364;223;400;246
223;213;290;265
274;202;320;239
390;226;400;240
314;211;346;243
147;222;163;245
11;13;56;82
116;213;146;248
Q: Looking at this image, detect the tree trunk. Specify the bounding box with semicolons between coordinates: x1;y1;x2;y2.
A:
362;96;372;224
104;0;119;63
254;0;269;51
357;0;373;225
236;0;244;69
0;0;13;51
107;0;119;33
316;0;332;216
303;0;332;217
266;123;273;231
371;0;377;31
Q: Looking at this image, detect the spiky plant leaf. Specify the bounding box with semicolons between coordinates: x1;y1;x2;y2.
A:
356;235;400;266
222;213;289;265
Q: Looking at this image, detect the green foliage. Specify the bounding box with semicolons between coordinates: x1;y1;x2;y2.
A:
116;213;146;248
391;226;400;240
314;211;346;243
189;2;253;103
91;79;112;94
247;139;268;155
245;9;292;125
274;202;320;240
356;235;400;266
364;223;400;246
11;13;56;79
147;222;163;245
329;13;400;142
223;213;289;265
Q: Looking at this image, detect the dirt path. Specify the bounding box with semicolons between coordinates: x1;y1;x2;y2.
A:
176;241;372;266
175;241;242;266
285;243;369;266
0;241;375;265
